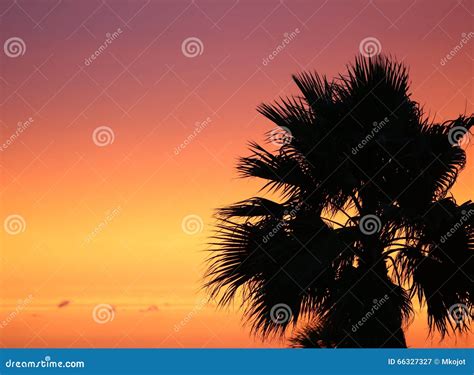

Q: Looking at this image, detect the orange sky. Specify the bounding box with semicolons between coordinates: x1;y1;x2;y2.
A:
0;0;472;348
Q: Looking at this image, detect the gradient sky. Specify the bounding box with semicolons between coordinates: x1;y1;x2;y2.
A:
0;0;472;348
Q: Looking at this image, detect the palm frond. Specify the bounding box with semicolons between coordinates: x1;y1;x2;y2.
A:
205;213;354;337
290;321;339;348
205;55;472;346
217;197;288;219
397;199;474;337
237;142;313;199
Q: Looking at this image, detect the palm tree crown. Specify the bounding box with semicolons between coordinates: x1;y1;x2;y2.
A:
205;55;473;347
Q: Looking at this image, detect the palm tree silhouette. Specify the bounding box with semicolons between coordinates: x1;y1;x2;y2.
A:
205;55;473;348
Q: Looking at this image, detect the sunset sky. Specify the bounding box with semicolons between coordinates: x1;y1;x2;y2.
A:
0;0;472;348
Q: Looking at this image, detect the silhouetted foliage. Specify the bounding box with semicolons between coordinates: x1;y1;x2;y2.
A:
205;55;473;347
